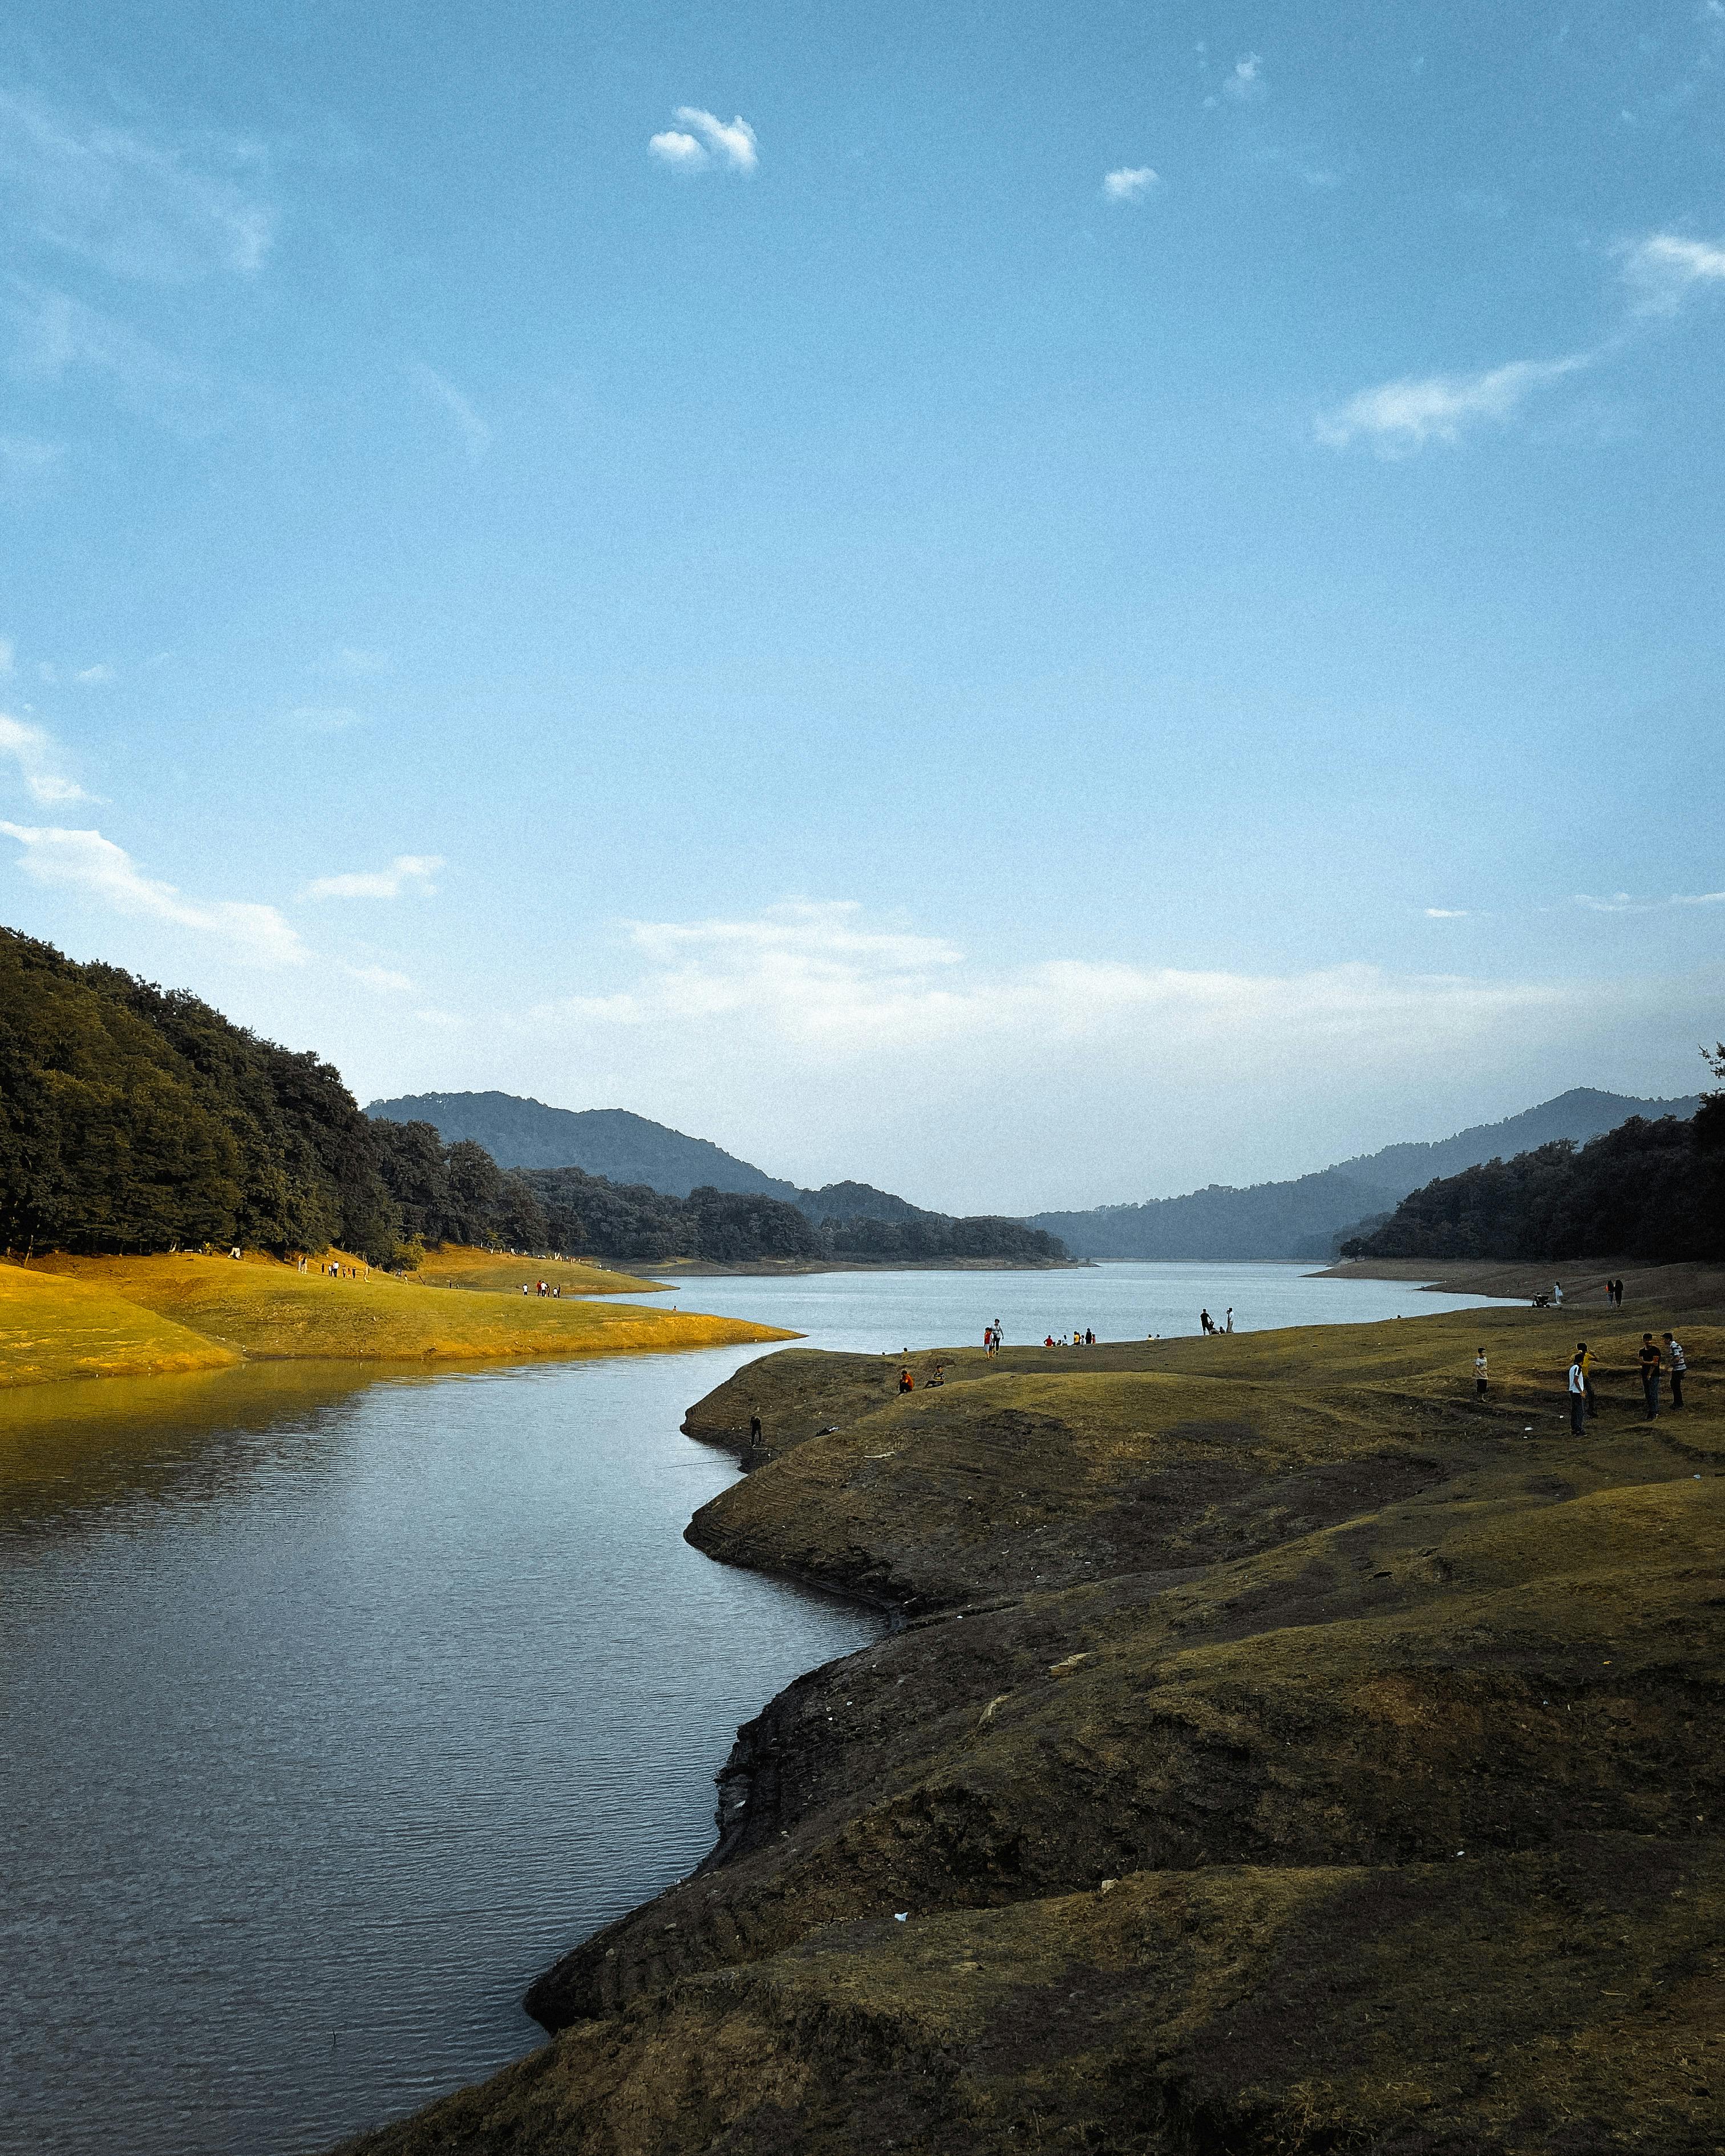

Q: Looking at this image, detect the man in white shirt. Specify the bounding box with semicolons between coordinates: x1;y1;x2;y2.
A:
1568;1354;1586;1435
1665;1333;1686;1410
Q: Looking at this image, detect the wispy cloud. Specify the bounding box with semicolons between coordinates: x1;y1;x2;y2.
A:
1424;907;1470;919
0;89;273;285
649;108;758;173
1102;166;1159;202
1621;231;1725;312
341;961;416;993
0;821;304;963
74;663;113;685
0;432;62;471
7;281;220;434
525;899;1565;1059
1576;887;1725;913
286;703;364;733
302;853;444;901
0;711;94;803
1315;354;1588;452
323;646;390;679
1223;52;1266;104
412;363;491;462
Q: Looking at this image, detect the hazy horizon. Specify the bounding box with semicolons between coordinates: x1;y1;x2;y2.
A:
1;2;1721;1214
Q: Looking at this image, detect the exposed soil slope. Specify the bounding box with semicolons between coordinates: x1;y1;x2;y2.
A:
336;1296;1724;2156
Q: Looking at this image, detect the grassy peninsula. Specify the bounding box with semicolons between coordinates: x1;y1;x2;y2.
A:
1;1249;787;1389
339;1291;1723;2156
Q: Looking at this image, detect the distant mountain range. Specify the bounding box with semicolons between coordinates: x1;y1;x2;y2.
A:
1026;1088;1702;1260
369;1085;1702;1263
365;1092;934;1228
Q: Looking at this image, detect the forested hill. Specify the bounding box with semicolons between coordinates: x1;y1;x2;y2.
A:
1342;1094;1724;1262
0;927;544;1263
365;1091;958;1231
1030;1087;1702;1261
366;1092;799;1199
0;930;1067;1267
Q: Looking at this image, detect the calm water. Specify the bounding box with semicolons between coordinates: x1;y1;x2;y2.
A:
643;1256;1509;1351
0;1263;1503;2156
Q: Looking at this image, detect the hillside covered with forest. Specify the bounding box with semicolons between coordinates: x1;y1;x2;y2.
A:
1342;1075;1724;1263
0;929;1066;1270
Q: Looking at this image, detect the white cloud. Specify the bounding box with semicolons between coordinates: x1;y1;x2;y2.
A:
649;129;708;168
1424;907;1470;918
650;108;758;173
0;90;273;285
1621;231;1725;311
0;821;304;964
341;962;416;993
1224;53;1266;103
302;853;444;901
1573;891;1641;913
0;711;93;803
412;364;491;463
1671;889;1725;905
1316;353;1588;452
74;663;113;685
1103;166;1159;202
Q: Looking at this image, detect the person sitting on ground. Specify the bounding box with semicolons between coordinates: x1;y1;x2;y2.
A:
898;1366;914;1393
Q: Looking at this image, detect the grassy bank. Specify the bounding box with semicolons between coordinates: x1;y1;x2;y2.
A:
2;1252;791;1389
406;1247;668;1296
338;1288;1724;2156
0;1261;241;1386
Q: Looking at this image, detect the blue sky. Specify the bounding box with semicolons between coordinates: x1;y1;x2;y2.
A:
1;0;1721;1211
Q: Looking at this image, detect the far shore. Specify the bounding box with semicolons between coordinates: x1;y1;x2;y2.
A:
636;1255;1088;1278
1317;1255;1725;1304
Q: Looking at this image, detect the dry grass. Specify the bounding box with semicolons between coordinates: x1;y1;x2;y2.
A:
339;1287;1725;2156
0;1260;240;1387
6;1251;791;1385
406;1246;666;1296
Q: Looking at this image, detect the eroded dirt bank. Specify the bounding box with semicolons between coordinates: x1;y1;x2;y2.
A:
335;1298;1724;2156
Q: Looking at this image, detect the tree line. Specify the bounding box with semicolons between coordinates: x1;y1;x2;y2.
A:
0;927;1068;1267
1339;1062;1723;1264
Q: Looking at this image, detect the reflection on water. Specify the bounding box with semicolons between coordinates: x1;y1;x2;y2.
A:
0;1351;879;2156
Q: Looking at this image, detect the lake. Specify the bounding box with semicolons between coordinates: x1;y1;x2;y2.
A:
0;1261;1504;2155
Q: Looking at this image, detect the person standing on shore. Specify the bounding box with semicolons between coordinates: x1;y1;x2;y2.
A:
1665;1333;1686;1409
1553;1281;1564;1307
1475;1348;1488;1399
1225;1307;1234;1333
1638;1333;1661;1419
1200;1308;1213;1335
1568;1352;1587;1435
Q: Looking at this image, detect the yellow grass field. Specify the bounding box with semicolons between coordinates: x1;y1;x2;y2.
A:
407;1246;666;1296
0;1262;242;1387
3;1251;791;1388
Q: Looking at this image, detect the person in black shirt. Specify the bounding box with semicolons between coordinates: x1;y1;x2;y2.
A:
1638;1333;1661;1420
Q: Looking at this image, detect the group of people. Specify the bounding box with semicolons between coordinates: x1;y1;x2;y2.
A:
982;1323;1004;1356
521;1279;566;1298
1603;1277;1626;1307
1042;1327;1097;1347
1564;1331;1686;1430
1198;1307;1234;1334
